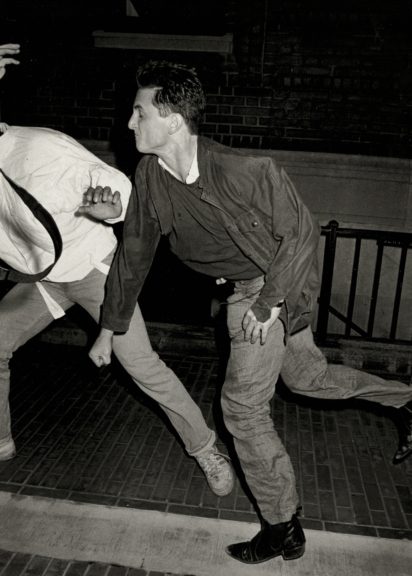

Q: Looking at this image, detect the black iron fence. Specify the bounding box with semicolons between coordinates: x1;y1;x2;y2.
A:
316;221;412;344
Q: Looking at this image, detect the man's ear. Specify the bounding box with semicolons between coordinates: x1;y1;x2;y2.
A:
168;113;183;135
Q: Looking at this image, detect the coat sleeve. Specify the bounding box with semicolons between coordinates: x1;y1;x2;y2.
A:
101;164;161;332
251;160;320;323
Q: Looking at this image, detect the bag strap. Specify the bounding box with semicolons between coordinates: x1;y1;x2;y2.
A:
0;168;63;283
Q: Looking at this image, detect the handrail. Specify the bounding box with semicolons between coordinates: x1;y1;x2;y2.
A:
317;221;412;344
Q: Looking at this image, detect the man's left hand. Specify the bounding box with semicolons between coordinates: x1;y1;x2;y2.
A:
242;306;282;345
77;186;122;221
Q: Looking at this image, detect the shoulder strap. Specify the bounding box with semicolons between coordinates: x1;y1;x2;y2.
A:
0;168;63;283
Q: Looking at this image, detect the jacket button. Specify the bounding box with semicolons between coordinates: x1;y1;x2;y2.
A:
252;220;259;227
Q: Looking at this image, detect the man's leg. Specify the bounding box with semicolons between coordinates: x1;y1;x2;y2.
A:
113;306;217;455
68;266;234;495
221;278;304;563
222;294;297;523
0;283;71;459
281;325;412;463
281;325;412;406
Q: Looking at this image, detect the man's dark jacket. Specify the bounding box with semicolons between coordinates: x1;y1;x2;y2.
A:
101;137;321;335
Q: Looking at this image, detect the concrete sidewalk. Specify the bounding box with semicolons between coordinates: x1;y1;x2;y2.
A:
0;491;411;576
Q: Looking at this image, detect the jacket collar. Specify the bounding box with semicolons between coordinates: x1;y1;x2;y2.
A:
197;136;216;190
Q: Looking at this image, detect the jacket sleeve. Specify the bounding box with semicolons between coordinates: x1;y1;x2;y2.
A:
101;165;161;332
251;161;320;323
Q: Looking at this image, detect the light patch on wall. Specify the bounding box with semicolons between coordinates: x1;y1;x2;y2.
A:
126;0;139;17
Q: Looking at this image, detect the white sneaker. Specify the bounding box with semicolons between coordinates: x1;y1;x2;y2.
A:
195;448;235;496
0;437;16;461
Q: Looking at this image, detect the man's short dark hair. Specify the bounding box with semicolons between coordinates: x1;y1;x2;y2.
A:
136;61;206;134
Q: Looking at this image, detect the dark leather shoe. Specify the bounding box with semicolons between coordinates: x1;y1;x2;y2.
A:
393;401;412;465
225;514;305;564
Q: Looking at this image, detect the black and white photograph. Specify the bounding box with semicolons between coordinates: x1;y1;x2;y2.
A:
0;2;411;575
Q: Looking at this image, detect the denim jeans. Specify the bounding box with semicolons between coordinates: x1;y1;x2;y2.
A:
281;326;412;408
0;262;215;457
221;276;412;525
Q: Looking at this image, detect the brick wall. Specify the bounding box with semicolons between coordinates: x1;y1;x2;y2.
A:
2;0;411;159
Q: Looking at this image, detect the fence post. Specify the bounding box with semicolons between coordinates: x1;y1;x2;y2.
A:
316;220;339;341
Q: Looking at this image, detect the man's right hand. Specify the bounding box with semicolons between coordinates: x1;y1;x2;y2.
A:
78;186;123;221
89;328;114;367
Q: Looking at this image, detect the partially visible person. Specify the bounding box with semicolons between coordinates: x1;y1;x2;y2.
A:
0;124;234;497
0;44;20;80
87;60;412;565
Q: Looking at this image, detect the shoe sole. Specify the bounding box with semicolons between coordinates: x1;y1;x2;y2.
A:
0;450;16;462
225;543;305;564
393;447;412;465
208;479;235;497
282;543;306;560
0;440;16;462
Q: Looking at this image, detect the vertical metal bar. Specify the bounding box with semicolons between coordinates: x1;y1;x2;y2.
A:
345;236;361;337
367;242;384;337
390;245;407;340
317;220;339;340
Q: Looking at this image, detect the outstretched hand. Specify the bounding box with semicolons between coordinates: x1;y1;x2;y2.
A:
0;44;20;80
242;305;282;345
78;186;123;221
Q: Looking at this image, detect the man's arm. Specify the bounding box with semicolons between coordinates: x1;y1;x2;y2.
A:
247;161;320;339
87;176;161;367
80;185;119;368
100;179;161;333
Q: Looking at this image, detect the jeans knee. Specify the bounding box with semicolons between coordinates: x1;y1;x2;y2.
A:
221;389;272;439
221;391;242;436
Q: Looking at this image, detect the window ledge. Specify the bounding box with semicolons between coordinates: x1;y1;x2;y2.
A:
93;31;233;54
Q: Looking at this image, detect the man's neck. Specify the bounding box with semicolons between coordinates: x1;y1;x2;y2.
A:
158;134;198;183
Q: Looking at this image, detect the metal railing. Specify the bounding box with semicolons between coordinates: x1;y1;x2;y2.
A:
316;220;412;344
